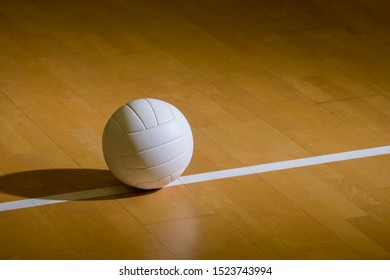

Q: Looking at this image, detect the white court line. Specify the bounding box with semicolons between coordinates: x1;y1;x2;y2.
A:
0;145;389;212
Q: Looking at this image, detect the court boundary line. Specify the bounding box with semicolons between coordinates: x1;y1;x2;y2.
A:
1;145;389;212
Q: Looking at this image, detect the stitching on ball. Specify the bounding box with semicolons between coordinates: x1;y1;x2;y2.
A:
168;104;187;130
135;165;186;188
136;134;187;155
125;104;146;130
110;117;124;133
124;118;175;135
125;145;192;171
120;133;187;157
136;175;171;188
144;98;159;126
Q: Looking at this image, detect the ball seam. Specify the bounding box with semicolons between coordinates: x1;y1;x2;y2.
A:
125;104;147;130
123;118;175;135
136;165;186;187
120;133;187;157
144;98;159;125
124;145;192;171
168;104;187;130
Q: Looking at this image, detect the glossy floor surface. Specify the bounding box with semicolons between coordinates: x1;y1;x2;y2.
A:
0;0;389;259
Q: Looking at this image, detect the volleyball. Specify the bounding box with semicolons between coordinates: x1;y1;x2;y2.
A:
102;98;194;190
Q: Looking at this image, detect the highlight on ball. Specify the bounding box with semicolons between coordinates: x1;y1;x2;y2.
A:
102;98;194;190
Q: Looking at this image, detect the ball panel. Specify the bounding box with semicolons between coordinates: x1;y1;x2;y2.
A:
121;133;190;169
136;175;172;190
157;176;172;188
135;165;187;190
169;104;193;146
136;180;160;190
169;104;192;132
102;118;133;185
127;99;157;129
120;119;186;156
124;145;193;185
145;98;173;125
113;105;145;133
170;165;187;182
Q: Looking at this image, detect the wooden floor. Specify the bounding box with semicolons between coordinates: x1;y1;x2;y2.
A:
0;0;389;259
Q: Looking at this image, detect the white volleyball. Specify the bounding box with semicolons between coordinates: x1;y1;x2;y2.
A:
102;98;194;190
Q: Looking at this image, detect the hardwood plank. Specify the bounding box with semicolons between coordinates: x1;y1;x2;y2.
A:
116;186;215;225
369;188;390;206
38;199;175;259
321;95;390;143
146;214;268;259
0;0;389;260
348;215;390;254
0;207;77;259
231;213;363;259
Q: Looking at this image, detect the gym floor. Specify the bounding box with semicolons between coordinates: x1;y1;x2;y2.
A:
0;0;389;259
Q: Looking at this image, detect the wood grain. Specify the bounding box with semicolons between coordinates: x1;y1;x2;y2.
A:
0;0;389;259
